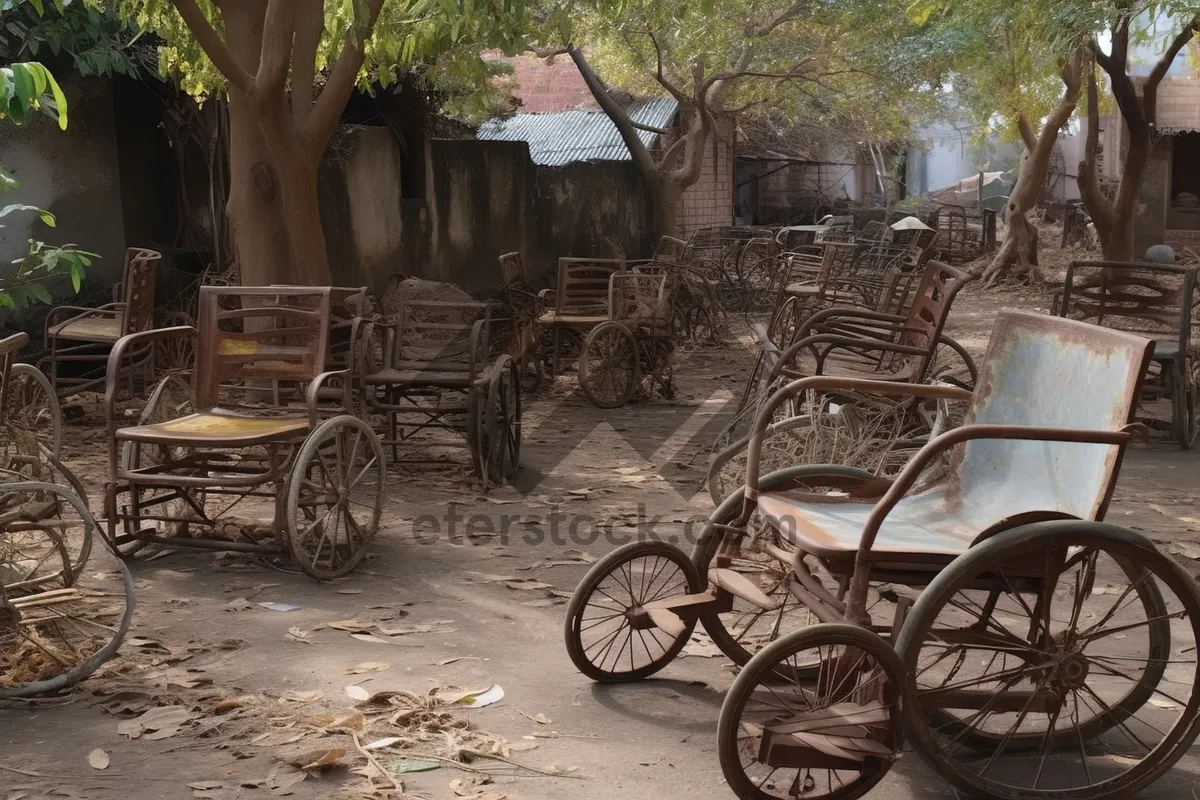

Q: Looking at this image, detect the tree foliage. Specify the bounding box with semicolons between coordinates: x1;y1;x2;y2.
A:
0;0;141;78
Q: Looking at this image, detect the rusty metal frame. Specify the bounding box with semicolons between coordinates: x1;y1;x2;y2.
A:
101;286;371;556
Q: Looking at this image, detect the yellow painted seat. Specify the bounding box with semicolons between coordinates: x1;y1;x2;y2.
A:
536;311;609;326
115;410;310;447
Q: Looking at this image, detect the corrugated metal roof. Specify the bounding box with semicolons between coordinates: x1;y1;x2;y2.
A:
477;98;679;166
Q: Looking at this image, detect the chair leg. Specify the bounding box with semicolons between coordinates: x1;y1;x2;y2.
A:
552;327;561;376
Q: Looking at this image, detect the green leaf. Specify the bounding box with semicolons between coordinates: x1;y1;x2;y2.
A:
0;204;55;226
0;293;15;310
25;282;53;305
27;0;46;15
69;262;82;293
40;65;68;129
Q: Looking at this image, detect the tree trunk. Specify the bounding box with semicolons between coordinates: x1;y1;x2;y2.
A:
982;56;1082;285
222;2;288;287
650;178;684;240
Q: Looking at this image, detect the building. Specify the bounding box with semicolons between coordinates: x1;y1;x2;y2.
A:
485;54;733;237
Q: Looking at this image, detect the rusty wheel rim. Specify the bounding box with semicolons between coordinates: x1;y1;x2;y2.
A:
901;526;1200;798
719;624;902;800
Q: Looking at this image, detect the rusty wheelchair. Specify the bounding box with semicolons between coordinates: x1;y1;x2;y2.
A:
102;286;385;580
566;310;1200;799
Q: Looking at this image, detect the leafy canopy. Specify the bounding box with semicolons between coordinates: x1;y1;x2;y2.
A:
122;0;530;117
537;0;942;142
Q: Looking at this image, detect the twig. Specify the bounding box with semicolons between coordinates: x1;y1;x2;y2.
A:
352;731;400;790
461;748;585;778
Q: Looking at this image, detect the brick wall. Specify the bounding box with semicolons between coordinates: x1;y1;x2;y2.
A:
675;116;734;235
506;54;596;113
1156;78;1200;134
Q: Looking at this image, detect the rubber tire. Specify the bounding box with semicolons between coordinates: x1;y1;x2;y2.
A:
579;321;639;409
565;540;705;683
718;623;904;800
692;465;875;665
286;415;385;580
897;521;1200;800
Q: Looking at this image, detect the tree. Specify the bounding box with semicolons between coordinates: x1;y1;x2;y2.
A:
1078;7;1198;261
125;0;528;286
914;0;1094;283
535;0;928;239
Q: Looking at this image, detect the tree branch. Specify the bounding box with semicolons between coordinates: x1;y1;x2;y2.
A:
748;0;810;37
291;0;324;128
1016;114;1037;151
647;30;689;104
630;120;670;135
567;45;658;178
1077;60;1114;233
528;44;569;58
256;0;299;92
1144;15;1198;121
170;0;253;93
302;0;385;162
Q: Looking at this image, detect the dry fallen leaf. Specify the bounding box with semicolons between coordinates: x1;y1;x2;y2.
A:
318;619;376;632
343;662;390;675
223;597;254;612
267;763;307;795
290;747;346;770
327;713;366;732
345;685;370;702
280;690;323;703
117;706;196;740
214;698;244;714
534;713;551;725
363;736;403;751
87;748;110;770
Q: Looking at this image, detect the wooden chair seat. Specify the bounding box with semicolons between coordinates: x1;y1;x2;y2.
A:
48;315;124;343
115;410;310;447
536;311;609;326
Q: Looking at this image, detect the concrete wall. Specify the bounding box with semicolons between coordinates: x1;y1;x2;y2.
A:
0;74;126;287
318;126;655;292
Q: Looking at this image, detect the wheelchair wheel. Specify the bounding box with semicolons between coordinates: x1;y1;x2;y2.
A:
898;521;1200;799
718;623;903;799
579;322;638;409
693;465;874;666
286;415;385;580
565;540;704;682
1;482;135;698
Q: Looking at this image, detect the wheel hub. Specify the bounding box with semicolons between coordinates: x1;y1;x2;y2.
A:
1055;652;1090;690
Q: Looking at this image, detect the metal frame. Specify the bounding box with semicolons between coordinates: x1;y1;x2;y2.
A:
363;299;520;489
1057;259;1199;448
101;286;385;580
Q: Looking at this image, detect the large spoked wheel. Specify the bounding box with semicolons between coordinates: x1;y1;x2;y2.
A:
692;466;875;667
565;540;705;683
898;521;1200;800
286;415;385;580
2;363;61;473
718;623;904;800
118;374;203;558
0;482;135;698
579;321;639;409
0;464;91;589
486;357;521;486
1171;361;1199;449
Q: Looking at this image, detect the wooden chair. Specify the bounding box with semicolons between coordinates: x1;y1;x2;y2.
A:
44;247;161;396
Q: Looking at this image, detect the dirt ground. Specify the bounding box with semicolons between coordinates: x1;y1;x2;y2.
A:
2;280;1199;800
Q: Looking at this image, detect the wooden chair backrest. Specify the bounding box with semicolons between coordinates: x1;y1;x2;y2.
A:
121;248;162;335
610;271;671;323
555;258;625;317
194;286;331;408
393;300;488;371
